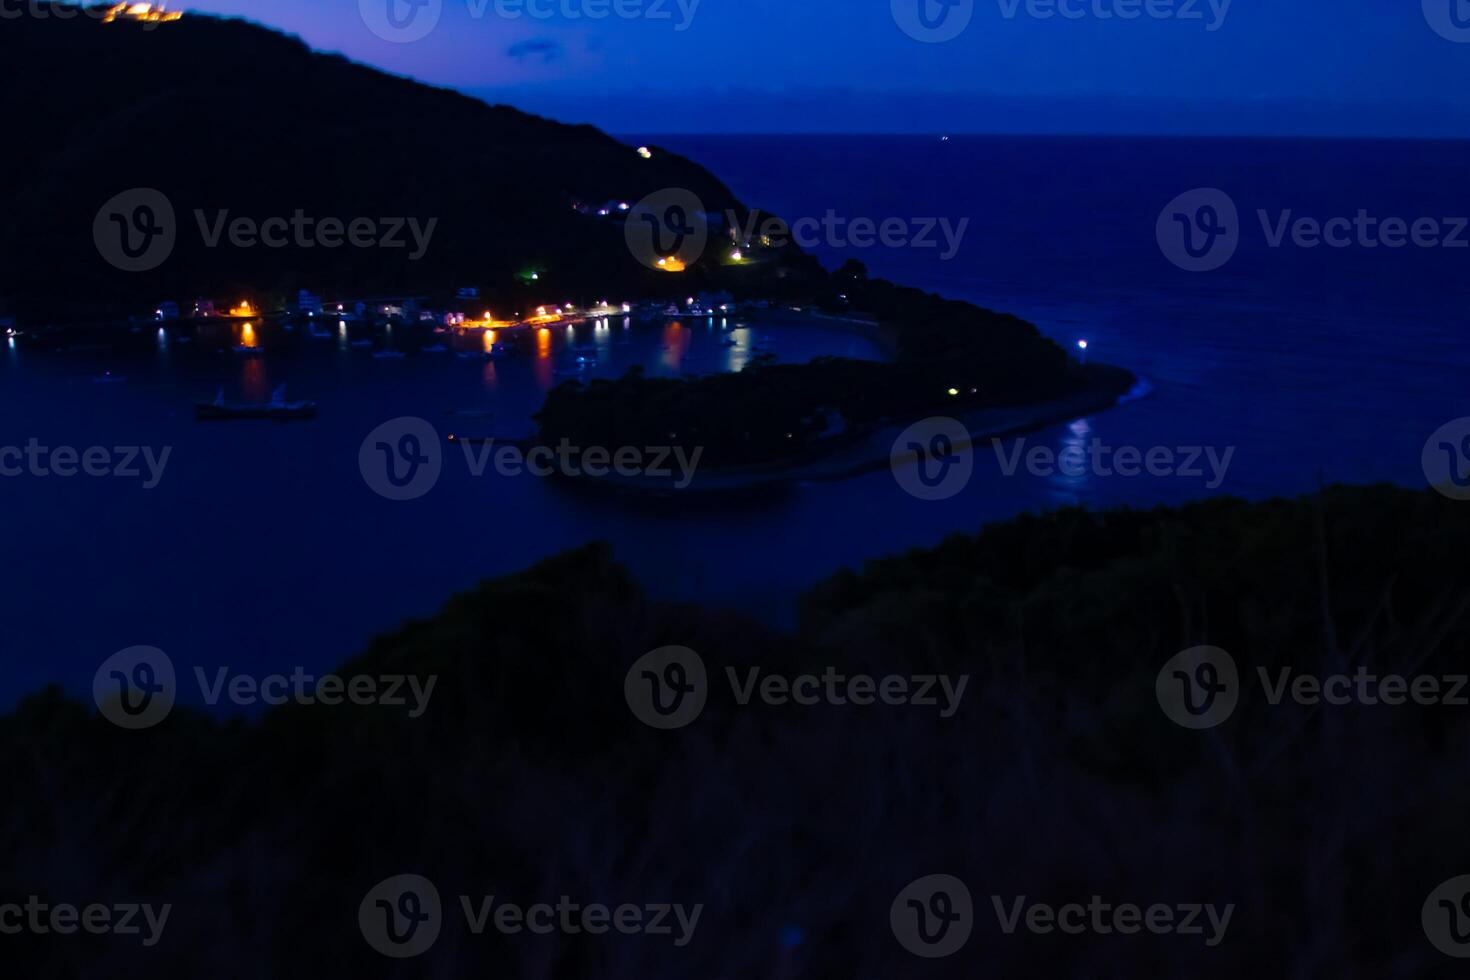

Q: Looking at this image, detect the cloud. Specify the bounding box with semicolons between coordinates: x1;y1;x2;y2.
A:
506;38;563;64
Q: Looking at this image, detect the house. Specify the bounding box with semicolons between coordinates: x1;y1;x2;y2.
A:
154;301;180;321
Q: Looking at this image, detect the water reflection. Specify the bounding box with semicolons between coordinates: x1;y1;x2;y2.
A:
533;327;552;389
1049;417;1093;501
241;355;268;401
661;321;689;371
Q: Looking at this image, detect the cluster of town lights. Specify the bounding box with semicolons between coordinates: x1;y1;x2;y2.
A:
101;2;183;23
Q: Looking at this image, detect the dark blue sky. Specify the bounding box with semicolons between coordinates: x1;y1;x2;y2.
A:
184;0;1470;134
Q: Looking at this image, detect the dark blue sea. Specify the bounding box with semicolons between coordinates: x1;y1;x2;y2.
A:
3;135;1468;709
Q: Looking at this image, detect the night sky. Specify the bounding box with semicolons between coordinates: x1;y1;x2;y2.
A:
139;1;1470;134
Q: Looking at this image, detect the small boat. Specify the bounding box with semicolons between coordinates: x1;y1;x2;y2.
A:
423;344;449;354
232;345;263;355
349;339;374;349
195;385;317;421
372;350;406;360
570;344;597;353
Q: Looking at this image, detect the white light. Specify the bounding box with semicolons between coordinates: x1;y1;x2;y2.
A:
1077;340;1089;350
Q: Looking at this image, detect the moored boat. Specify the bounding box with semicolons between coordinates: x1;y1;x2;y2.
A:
195;386;317;421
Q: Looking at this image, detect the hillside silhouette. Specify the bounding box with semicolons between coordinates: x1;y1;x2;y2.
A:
0;6;817;322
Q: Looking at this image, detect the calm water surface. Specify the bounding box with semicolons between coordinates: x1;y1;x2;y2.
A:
4;135;1468;707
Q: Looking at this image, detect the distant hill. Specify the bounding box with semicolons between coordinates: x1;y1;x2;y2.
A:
0;6;818;322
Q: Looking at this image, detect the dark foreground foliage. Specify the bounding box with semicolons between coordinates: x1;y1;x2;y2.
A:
3;485;1468;977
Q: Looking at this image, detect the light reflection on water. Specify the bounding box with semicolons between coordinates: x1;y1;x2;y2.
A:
1048;417;1093;501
